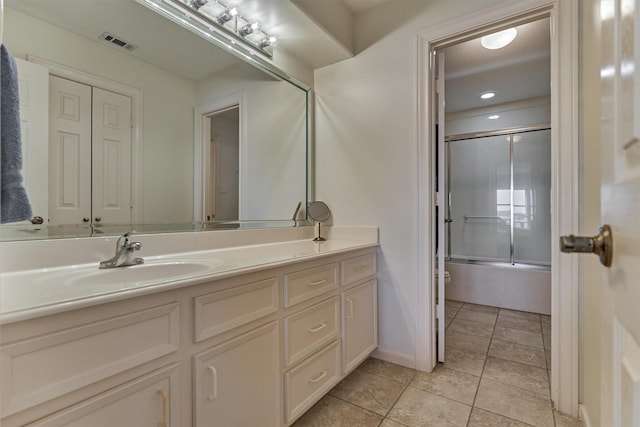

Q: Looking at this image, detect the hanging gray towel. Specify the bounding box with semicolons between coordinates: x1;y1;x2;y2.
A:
1;44;33;223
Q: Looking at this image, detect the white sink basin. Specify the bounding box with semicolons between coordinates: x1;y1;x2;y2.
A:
66;259;223;286
1;258;227;317
43;258;225;287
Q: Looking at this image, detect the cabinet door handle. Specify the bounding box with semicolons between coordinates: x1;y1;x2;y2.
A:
308;322;327;333
346;298;354;319
308;370;327;384
308;279;326;287
157;388;168;427
207;365;218;400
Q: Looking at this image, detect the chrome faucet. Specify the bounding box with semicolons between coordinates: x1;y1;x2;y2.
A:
99;232;144;269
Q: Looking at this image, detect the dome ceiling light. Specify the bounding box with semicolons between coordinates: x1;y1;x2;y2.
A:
481;28;517;50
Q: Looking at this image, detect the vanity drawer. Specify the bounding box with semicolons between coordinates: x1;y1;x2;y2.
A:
1;303;179;417
193;277;279;342
284;262;339;307
284;297;339;367
285;340;340;424
342;253;377;286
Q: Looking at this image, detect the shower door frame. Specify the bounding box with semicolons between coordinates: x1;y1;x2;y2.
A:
416;0;580;417
445;124;551;265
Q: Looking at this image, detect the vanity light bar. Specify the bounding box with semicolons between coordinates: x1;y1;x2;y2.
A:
169;0;278;57
134;0;311;92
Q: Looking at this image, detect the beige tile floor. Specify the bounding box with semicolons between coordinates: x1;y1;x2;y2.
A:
293;300;584;427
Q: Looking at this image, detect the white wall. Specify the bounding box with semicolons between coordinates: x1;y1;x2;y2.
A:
314;0;506;366
446;97;551;136
3;7;196;223
196;63;307;221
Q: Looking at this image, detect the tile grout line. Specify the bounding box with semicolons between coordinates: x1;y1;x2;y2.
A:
465;302;497;426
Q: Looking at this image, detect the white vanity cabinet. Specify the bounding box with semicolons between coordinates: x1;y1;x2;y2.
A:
341;252;378;375
193;322;280;427
0;246;377;427
0;298;182;427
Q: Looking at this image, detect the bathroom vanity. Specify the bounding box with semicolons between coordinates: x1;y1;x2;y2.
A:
0;229;378;426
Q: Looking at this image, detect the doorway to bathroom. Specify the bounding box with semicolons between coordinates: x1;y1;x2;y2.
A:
203;106;240;221
433;15;552;362
417;0;580;416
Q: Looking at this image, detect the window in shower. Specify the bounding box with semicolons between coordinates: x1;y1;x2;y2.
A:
447;127;551;266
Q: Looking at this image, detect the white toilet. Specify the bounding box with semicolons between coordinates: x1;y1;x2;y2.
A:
434;261;451;286
435;269;451;286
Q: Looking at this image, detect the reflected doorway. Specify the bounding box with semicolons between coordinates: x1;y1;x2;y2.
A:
204;106;240;221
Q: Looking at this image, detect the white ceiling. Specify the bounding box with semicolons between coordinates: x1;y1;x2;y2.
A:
6;0;359;79
443;18;551;112
341;0;390;13
7;0;550;109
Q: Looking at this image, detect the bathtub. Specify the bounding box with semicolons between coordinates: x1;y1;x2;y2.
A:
444;259;551;315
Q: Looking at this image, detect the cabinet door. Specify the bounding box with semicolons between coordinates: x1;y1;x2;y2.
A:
342;280;378;374
193;322;280;427
26;364;178;427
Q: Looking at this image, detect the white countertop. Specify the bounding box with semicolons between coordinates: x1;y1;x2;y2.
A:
0;236;377;324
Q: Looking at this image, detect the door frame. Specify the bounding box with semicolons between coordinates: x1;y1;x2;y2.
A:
416;0;580;416
194;93;246;221
29;55;143;223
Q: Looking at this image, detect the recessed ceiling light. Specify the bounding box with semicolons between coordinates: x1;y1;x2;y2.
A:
488;115;500;120
481;28;517;50
480;92;496;100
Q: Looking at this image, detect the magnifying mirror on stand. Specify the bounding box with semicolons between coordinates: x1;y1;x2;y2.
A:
307;201;331;242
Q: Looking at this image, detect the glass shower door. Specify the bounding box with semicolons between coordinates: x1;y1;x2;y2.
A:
448;136;511;262
512;129;551;265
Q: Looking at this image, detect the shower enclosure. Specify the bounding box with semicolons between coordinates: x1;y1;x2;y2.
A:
446;125;551;267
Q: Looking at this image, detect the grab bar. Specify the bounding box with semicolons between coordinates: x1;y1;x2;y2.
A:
464;215;502;220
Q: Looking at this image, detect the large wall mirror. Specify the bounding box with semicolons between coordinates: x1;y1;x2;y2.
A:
1;0;309;240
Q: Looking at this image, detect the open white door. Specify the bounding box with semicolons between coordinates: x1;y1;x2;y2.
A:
435;50;446;363
599;0;640;425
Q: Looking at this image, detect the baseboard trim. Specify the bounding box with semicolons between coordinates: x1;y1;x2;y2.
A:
371;347;416;370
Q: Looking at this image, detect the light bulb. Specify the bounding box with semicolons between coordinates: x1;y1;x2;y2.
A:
259;36;278;47
239;22;260;36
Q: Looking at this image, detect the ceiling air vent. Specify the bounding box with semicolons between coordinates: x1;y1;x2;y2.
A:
98;32;138;52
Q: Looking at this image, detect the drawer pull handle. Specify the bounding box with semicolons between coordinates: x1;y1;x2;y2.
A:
157;388;168;427
346;298;354;319
355;264;369;271
308;370;327;384
308;323;327;333
308;279;327;287
207;365;218;400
